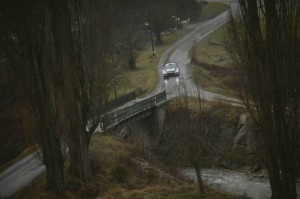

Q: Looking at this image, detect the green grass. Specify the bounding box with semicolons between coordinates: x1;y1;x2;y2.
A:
169;97;245;125
191;25;228;66
199;2;230;21
115;2;230;98
190;24;240;98
116;29;190;97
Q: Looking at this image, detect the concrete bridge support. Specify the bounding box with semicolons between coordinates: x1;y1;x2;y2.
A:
109;101;168;147
151;102;168;139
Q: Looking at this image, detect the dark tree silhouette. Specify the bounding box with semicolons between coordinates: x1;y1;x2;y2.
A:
0;0;65;191
227;0;300;198
166;88;219;193
0;0;114;188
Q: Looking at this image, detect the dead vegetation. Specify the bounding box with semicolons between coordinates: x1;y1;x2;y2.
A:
11;134;242;199
162;98;258;170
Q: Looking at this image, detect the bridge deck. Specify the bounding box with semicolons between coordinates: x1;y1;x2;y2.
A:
105;91;166;128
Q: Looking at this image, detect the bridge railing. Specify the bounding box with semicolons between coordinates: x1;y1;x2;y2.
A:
105;91;166;126
106;92;136;111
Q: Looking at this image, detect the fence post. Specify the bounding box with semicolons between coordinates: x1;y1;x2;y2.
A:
115;112;118;124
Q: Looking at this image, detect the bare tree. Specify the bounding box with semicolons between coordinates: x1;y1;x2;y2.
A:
165;87;219;193
176;0;202;21
64;0;113;180
112;0;147;70
146;0;201;44
227;0;300;198
0;0;65;191
1;0;114;186
115;18;146;70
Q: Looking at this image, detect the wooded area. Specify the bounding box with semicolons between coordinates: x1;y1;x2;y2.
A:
1;0;299;198
0;0;201;192
227;0;300;198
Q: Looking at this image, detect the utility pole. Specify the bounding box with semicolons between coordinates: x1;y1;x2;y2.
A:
146;10;156;57
111;44;120;99
149;24;155;56
111;52;117;99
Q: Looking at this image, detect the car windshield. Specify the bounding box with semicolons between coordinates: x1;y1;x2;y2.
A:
165;63;177;69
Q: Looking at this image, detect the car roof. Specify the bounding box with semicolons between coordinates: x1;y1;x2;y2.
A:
164;62;177;67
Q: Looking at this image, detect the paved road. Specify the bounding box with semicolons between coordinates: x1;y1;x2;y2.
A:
167;1;299;198
0;1;259;199
0;3;240;199
1;1;299;199
153;8;241;106
0;153;45;198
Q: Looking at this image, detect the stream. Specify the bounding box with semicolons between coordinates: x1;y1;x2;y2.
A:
183;168;300;199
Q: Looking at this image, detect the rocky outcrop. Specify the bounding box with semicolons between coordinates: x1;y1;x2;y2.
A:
233;113;259;154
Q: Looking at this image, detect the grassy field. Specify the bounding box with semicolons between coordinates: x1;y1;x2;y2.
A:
190;24;240;98
11;134;242;199
199;2;230;21
115;2;230;98
116;34;183;97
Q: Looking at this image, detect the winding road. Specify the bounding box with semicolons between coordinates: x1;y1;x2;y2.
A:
0;153;45;198
1;1;298;198
0;1;249;198
153;0;299;198
153;1;241;106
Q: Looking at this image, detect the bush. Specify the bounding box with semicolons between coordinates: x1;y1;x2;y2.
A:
89;152;104;172
145;168;159;183
115;149;131;165
111;165;129;183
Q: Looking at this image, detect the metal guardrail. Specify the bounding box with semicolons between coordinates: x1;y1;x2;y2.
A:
105;91;166;127
106;92;136;111
92;92;136;118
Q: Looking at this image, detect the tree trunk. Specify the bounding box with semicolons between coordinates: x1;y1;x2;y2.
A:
42;135;65;191
32;56;65;192
227;0;300;198
69;102;91;180
69;137;91;180
47;0;92;181
266;152;284;199
128;46;136;70
193;162;204;193
155;31;162;44
266;145;297;199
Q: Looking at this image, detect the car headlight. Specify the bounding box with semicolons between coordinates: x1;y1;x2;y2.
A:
175;68;179;73
163;70;166;75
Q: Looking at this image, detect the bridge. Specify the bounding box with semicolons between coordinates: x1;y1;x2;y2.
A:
102;91;167;135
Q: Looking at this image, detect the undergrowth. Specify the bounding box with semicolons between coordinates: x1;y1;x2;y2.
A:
11;135;242;199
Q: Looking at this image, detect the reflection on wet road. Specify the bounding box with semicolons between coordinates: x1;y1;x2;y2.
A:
163;76;185;94
154;11;240;103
